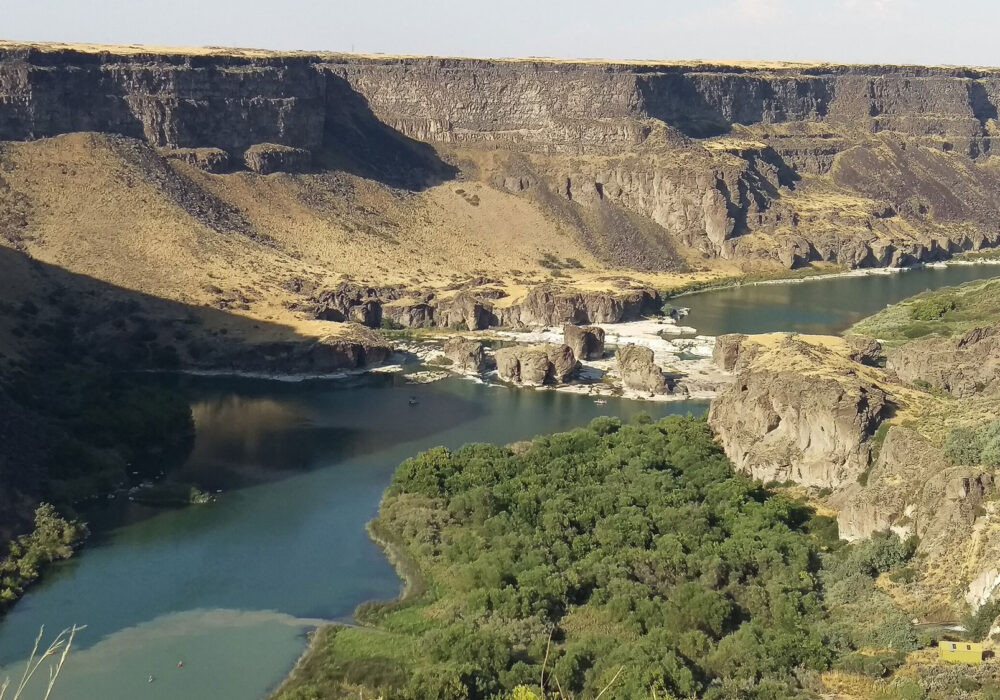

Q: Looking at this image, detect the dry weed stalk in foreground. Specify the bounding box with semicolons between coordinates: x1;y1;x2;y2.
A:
0;625;83;700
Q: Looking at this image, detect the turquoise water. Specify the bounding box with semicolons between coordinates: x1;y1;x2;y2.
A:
679;264;1000;336
0;374;701;699
1;262;998;699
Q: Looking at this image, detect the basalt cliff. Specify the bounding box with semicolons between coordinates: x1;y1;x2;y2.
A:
3;42;1000;286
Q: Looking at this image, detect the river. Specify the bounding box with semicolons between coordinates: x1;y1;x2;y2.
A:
0;262;996;699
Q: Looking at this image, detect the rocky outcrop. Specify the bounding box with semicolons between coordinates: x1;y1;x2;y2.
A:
436;292;495;331
306;282;404;327
160;147;230;172
887;324;1000;397
833;427;992;543
616;345;668;395
564;324;605;360
301;283;659;331
442;337;487;374
495;344;577;386
712;333;748;372
243;143;311;174
383;301;435;329
708;335;889;488
498;287;662;327
846;336;883;367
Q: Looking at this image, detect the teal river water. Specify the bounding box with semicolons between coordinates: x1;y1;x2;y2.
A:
0;263;996;699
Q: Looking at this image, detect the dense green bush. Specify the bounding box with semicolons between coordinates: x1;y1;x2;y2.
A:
944;419;1000;467
0;504;84;606
321;416;913;700
909;295;957;321
944;425;987;465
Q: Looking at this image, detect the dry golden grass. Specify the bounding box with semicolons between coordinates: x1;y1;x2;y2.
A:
0;132;741;354
6;40;1000;72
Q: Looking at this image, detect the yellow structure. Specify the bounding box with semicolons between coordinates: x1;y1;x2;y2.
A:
939;641;983;664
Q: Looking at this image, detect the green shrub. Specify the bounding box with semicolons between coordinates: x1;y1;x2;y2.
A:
944;425;986;465
909;295;957;321
962;597;1000;641
834;650;906;678
0;504;85;607
944;419;1000;467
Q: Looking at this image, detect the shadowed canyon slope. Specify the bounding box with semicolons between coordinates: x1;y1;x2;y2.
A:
2;41;1000;298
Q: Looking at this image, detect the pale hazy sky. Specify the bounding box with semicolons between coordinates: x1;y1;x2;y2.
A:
3;0;999;66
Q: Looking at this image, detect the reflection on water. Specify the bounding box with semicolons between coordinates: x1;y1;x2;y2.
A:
0;375;703;699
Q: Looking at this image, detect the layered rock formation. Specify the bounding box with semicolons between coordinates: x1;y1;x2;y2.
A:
3;43;1000;270
708;335;889;488
495;344;577;386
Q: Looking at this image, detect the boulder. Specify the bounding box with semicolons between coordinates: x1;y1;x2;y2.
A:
443;338;487;374
495;344;577;386
712;333;748;372
563;324;606;360
616;344;668;394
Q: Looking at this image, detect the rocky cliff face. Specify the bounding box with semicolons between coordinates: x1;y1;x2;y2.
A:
887;324;1000;398
834;426;993;541
3;43;1000;271
707;327;1000;615
708;334;889;488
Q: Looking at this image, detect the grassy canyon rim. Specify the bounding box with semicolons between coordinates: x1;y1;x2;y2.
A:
9;39;1000;70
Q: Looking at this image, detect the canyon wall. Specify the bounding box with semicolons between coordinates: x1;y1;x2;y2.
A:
4;48;996;155
3;44;1000;268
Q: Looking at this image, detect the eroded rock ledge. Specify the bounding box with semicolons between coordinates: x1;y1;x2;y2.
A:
295;281;664;331
708;333;889;488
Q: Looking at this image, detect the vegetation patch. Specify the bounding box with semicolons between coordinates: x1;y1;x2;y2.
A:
0;504;85;607
850;278;1000;345
943;419;1000;467
274;416;919;700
